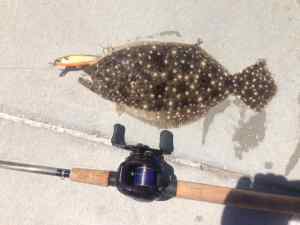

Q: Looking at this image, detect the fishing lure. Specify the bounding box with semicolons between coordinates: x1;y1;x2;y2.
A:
54;40;277;128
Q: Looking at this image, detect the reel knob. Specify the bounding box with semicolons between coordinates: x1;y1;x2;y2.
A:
111;124;126;146
159;130;174;154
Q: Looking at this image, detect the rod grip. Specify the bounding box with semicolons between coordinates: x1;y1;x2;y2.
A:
70;168;111;186
176;181;300;215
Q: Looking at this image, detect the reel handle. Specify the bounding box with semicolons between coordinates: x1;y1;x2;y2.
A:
176;181;300;215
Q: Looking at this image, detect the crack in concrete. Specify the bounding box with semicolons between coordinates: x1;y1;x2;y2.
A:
0;112;112;145
166;155;247;179
0;111;246;179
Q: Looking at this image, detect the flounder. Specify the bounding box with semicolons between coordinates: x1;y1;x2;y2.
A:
54;41;277;128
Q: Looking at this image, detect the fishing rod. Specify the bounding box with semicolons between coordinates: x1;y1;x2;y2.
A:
0;124;300;215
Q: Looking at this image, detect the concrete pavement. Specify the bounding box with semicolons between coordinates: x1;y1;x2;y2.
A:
1;0;300;224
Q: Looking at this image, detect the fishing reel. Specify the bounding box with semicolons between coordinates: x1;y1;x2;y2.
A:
110;124;177;201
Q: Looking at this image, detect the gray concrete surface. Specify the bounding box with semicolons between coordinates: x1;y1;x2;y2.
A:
1;0;300;224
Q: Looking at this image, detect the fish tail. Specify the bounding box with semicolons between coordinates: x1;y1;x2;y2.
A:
230;59;277;111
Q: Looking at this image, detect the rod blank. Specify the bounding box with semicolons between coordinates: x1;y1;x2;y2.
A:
0;160;70;177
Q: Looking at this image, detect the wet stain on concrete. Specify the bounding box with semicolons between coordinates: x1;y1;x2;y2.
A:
232;104;267;160
135;30;182;40
201;98;267;159
158;30;182;37
264;161;274;169
202;100;231;145
194;215;203;223
285;94;300;175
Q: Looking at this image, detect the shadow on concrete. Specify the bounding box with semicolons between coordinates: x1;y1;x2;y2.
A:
285;93;300;176
285;141;300;176
202;99;231;145
221;174;300;225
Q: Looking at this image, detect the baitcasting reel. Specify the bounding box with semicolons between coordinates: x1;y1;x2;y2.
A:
110;124;177;201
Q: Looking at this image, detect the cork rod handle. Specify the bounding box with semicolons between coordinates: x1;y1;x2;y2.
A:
70;168;111;186
176;181;300;215
69;169;300;215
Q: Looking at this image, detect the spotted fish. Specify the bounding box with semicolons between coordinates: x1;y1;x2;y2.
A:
54;41;277;128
